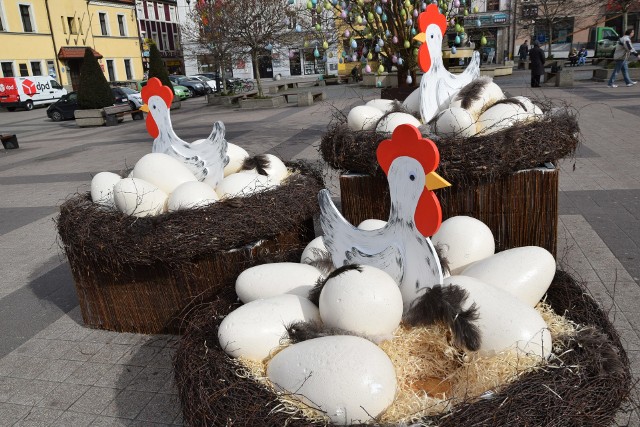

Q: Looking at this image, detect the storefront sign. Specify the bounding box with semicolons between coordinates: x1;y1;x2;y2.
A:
465;12;510;27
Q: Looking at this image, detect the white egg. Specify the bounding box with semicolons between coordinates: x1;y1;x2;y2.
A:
433;107;477;138
357;219;387;230
402;86;421;114
132;153;198;194
449;80;504;120
444;275;551;358
347;105;384;131
365;99;396;113
300;236;328;264
476;103;534;135
235;262;323;303
319;265;403;340
218;294;320;360
239;154;288;184
167;181;219;212
375;112;421;133
267;335;397;425
91;171;122;208
224;143;250;177
113;178;168;217
431;216;495;275
460;246;556;306
215;173;275;199
511;96;537;113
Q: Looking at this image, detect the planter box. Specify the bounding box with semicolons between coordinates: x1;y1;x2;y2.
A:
74;109;105;127
339;166;559;256
207;94;235;106
592;67;640;81
239;96;285;109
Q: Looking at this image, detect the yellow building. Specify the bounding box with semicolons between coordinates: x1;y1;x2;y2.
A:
0;0;144;90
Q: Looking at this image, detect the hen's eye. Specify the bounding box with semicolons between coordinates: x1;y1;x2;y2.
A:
430;34;434;39
409;174;416;181
153;105;156;109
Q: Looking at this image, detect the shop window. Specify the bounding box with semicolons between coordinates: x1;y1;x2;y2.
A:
31;61;41;75
124;59;132;80
1;62;14;77
19;63;28;76
487;0;499;11
19;4;33;33
118;15;126;36
106;59;115;81
99;13;108;35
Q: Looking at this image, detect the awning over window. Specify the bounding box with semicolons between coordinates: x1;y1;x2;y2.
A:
58;47;103;60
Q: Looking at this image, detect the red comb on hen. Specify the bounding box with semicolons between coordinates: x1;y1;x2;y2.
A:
377;124;443;237
417;4;447;73
141;77;173;139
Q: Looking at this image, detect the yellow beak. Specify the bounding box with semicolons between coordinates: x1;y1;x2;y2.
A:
425;172;451;191
139;104;149;112
413;32;426;43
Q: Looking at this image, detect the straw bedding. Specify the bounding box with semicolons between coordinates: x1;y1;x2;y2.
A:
173;270;633;426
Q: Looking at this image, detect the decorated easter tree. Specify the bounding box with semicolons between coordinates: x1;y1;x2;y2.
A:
327;0;463;87
77;48;114;110
147;41;174;92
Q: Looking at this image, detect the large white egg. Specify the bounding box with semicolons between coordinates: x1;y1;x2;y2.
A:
224;143;250;177
357;219;387;230
449;79;504;120
132;153;198;194
239;154;288;184
91;171;122;208
319;265;403;340
218;294;320;360
300;236;328;264
267;335;397;425
365;99;396;113
235;262;323;303
443;275;551;358
433;107;477;138
476;103;534;135
167;181;219;211
113;178;168;217
375;112;421;133
215;173;274;198
401;86;421;114
460;246;556;306
431;216;495;275
347;105;384;131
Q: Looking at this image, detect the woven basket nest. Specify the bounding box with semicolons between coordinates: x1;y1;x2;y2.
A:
56;161;324;278
320;105;580;185
173;270;634;427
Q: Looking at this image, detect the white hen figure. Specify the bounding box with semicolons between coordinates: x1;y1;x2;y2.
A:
319;124;450;311
141;78;229;188
402;4;481;124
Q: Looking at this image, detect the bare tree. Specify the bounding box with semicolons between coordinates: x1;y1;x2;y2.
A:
606;0;640;33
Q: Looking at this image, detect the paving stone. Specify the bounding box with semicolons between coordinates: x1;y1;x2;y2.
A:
66;362;114;386
63;342;106;362
135;393;180;423
37;382;90;411
35;359;85;382
90;416;131;426
95;365;144;389
51;410;98;427
100;389;154;419
0;376;30;402
13;339;51;357
126;367;172;393
68;387;119;415
7;379;58;406
13;406;64;426
117;346;160;367
0;402;31;424
90;344;136;364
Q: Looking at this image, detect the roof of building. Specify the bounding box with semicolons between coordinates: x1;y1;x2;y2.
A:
58;47;104;60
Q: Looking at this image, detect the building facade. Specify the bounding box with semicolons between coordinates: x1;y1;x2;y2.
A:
0;0;144;90
136;0;184;76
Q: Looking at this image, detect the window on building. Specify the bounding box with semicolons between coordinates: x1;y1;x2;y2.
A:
106;59;115;81
147;2;155;20
19;4;33;32
0;1;6;31
99;13;108;35
67;16;77;34
162;33;170;51
117;14;126;36
47;60;56;77
1;62;14;77
151;30;159;48
19;63;28;76
31;61;41;75
486;0;499;11
173;34;180;51
124;59;132;80
169;6;176;22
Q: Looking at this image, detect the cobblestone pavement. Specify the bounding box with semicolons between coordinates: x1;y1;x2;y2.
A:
0;71;639;425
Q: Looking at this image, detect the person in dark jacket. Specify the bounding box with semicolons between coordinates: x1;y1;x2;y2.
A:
529;40;546;87
518;40;529;61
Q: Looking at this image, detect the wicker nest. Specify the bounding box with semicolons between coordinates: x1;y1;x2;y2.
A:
320;109;580;184
173;270;633;426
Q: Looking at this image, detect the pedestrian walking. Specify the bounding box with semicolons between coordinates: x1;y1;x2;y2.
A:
608;29;639;88
518;40;529;62
529;40;545;88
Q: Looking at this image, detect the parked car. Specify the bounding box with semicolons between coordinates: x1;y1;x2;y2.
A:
46;88;128;122
117;86;143;109
168;75;209;96
173;84;191;100
189;75;217;92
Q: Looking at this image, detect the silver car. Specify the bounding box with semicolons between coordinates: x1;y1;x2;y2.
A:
189;75;217;92
119;87;143;109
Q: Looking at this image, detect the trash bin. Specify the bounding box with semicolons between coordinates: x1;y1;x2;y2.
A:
104;114;118;127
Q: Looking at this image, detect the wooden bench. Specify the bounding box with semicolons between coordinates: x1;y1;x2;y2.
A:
102;104;143;126
297;90;326;106
1;134;18;149
268;82;298;94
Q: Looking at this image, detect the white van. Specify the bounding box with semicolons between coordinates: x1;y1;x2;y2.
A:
0;76;67;111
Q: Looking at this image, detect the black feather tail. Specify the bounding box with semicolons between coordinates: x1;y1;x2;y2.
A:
307;264;363;306
241;154;271;175
404;284;481;351
301;247;335;278
284;320;361;344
